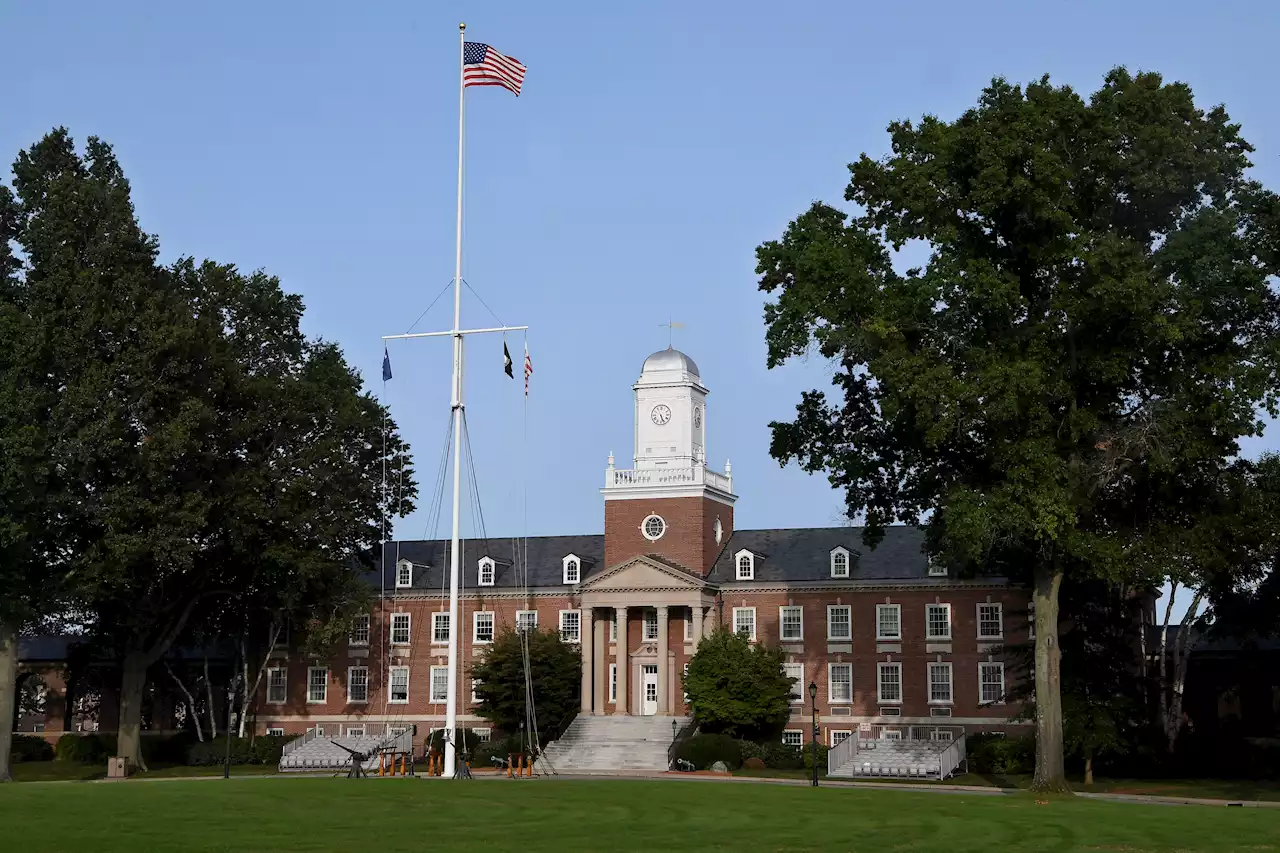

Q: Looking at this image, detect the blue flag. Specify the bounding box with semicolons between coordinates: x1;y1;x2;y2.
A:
382;347;393;382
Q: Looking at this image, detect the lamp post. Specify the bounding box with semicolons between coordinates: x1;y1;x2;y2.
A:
808;681;819;787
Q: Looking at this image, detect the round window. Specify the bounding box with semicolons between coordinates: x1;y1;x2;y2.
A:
642;514;666;541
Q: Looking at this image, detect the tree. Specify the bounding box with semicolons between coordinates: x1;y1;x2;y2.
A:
470;627;581;745
684;628;793;740
756;69;1280;791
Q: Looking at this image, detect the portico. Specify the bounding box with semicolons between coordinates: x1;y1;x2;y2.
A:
576;555;717;716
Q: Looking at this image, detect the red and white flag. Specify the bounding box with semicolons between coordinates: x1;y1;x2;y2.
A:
523;342;533;397
463;42;527;96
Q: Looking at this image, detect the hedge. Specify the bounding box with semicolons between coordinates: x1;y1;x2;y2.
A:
184;734;293;766
676;733;742;770
9;734;54;763
738;739;806;770
967;733;1034;775
55;733;112;764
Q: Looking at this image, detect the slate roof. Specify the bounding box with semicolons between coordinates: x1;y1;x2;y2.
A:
373;534;605;592
708;526;936;584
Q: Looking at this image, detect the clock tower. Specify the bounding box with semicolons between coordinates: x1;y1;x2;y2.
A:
602;347;736;574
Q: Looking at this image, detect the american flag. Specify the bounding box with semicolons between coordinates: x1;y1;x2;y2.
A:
523;342;533;397
463;42;526;96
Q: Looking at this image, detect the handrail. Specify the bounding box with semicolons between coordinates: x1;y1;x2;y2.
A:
667;719;697;769
827;732;858;776
937;735;967;780
281;729;316;757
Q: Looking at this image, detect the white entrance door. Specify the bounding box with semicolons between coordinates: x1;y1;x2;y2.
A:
641;665;659;716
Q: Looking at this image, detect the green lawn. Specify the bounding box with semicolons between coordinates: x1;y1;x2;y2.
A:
10;761;282;783
1;778;1277;852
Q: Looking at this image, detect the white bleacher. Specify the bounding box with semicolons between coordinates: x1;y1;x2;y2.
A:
826;726;966;781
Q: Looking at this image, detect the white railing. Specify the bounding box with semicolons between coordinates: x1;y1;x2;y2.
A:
281;728;317;756
938;735;966;780
827;732;858;776
605;466;732;492
861;724;964;743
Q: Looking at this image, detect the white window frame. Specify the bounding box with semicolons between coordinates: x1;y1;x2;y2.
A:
478;556;495;587
266;667;286;704
390;612;411;645
643;609;658;641
779;606;804;642
826;605;852;641
430;665;451;704
474;728;492;743
348;614;370;646
471;678;482;704
979;662;1006;705
610;618;618;642
641;514;667;541
516;610;538;632
877;662;903;704
432;612;450;645
828;662;852;704
830;547;850;579
346;725;365;737
306;666;328;704
395;560;412;588
347;666;369;704
682;661;690;704
734;549;755;580
609;663;617;703
830;729;853;746
684;613;692;642
784;662;804;704
928;662;953;705
473;611;495;645
267;726;285;736
559;609;582;643
927;559;948;578
876;604;902;641
977;602;1004;640
389;665;410;704
931;729;955;742
733;607;756;641
925;603;952;640
562;554;581;585
782;730;804;748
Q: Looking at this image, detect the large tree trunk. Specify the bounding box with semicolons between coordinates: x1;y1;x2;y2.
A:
1084;752;1094;786
0;623;19;783
164;661;202;742
1030;561;1070;793
1158;583;1176;742
1165;589;1204;753
116;650;150;771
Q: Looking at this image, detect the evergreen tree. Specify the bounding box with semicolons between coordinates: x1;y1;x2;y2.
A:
684;628;793;740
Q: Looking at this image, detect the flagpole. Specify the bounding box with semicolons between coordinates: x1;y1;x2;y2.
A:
443;20;466;779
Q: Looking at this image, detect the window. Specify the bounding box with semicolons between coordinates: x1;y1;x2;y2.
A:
390;666;410;704
929;662;953;704
610;618;618;642
782;730;804;747
980;662;1005;704
563;555;581;584
927;559;948;578
926;604;952;640
473;611;494;644
433;612;450;644
828;663;852;704
267;727;285;737
830;548;850;578
683;662;690;704
559;610;581;643
883;729;903;740
830;730;852;746
876;604;902;641
780;606;803;641
388;726;408;737
878;662;902;704
307;725;325;737
266;667;286;704
642;514;666;541
471;679;482;704
735;550;755;580
396;560;412;588
516;610;538;632
931;729;954;742
827;605;852;641
346;725;365;737
784;663;804;703
430;666;450;703
643;610;658;641
978;603;1003;639
478;556;495;587
348;614;370;646
684;613;692;642
474;728;491;743
390;613;411;645
307;667;328;704
347;666;369;704
733;607;756;641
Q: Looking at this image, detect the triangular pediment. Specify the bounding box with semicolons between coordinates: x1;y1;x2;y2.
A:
579;555;708;592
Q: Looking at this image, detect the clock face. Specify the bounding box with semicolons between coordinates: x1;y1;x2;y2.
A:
651;404;672;426
693;408;702;429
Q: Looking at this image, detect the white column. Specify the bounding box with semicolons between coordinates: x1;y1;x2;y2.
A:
657;605;669;715
692;604;704;648
580;608;594;713
614;607;628;715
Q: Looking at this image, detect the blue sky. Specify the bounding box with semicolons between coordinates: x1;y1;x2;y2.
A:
5;1;1279;593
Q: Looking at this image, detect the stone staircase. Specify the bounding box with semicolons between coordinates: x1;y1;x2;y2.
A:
536;715;688;774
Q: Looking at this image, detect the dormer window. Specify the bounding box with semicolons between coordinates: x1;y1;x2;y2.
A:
830;547;850;579
735;549;755;581
563;555;581;585
395;560;412;589
478;556;495;587
927;559;948;578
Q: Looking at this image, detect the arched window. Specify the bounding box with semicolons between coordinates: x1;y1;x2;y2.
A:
830;548;850;578
735;550;755;581
563;555;581;585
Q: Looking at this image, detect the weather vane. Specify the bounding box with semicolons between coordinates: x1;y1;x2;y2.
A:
659;317;684;348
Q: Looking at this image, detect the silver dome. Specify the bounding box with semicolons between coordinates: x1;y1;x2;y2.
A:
642;347;700;377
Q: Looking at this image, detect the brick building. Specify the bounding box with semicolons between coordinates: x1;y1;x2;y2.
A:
252;347;1031;746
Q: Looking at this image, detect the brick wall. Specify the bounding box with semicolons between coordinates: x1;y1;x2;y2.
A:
603;495;732;575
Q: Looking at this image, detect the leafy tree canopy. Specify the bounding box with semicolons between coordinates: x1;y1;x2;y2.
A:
470;627;581;746
684;628;793;740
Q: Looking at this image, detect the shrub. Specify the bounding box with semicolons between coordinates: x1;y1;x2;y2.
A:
967;733;1034;775
742;756;765;770
183;735;293;766
738;739;805;770
54;733;111;764
141;731;198;765
685;629;792;740
10;734;54;763
676;733;742;771
802;742;829;771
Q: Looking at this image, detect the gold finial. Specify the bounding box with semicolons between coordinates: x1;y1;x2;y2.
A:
459;22;466;31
